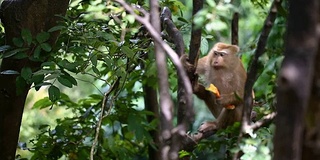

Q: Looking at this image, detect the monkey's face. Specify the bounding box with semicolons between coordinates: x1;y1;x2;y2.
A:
211;51;228;69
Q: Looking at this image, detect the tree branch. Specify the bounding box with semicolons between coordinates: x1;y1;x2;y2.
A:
90;78;120;160
160;7;195;159
241;0;282;134
148;0;176;159
235;0;282;159
188;0;203;66
231;12;239;45
251;112;276;131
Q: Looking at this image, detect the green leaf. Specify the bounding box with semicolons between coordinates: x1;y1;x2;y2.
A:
38;124;50;130
90;54;98;66
207;0;216;7
92;66;100;75
36;32;50;43
57;76;73;88
12;38;24;47
31;74;45;91
41;61;56;70
16;76;27;95
61;74;77;86
179;150;191;158
2;48;29;58
125;14;135;24
48;85;60;102
40;43;52;52
21;67;32;81
200;37;209;55
33;69;55;76
58;60;78;72
121;46;134;57
12;52;28;59
44;73;60;81
33;97;53;109
48;25;66;32
127;114;144;141
34;82;52;91
33;45;42;58
21;29;32;46
206;20;227;31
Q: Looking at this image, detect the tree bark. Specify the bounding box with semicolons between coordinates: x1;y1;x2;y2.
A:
0;0;69;159
302;2;320;159
274;0;319;159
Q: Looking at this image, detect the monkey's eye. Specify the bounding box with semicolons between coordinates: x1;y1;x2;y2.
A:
214;51;219;56
220;52;226;56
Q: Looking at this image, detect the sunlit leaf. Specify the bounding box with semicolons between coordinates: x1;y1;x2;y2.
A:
33;97;53;109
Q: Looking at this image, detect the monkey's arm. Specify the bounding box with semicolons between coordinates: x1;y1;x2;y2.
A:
193;82;222;118
217;91;243;106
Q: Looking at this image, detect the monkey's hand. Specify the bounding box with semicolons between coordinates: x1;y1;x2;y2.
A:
198;121;219;133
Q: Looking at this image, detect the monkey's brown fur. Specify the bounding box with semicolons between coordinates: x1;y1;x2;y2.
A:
182;42;247;132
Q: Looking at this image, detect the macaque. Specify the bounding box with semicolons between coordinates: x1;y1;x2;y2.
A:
181;42;248;132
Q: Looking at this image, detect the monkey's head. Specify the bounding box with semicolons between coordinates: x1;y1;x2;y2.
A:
209;43;240;70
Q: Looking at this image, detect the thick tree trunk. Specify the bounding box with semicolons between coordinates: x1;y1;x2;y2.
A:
0;0;69;159
274;0;319;160
302;3;320;159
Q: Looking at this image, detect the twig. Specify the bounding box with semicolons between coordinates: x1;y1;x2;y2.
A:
90;77;120;160
251;112;276;131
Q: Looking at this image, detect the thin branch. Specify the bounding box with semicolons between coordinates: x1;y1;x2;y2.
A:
181;112;276;151
251;112;276;131
241;0;282;134
160;7;185;57
90;78;120;160
188;0;203;65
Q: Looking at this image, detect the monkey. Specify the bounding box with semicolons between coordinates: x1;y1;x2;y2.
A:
181;42;249;132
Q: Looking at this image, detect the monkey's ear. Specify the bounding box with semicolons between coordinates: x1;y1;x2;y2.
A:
230;45;240;53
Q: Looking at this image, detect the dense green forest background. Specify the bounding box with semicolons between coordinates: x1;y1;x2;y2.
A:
2;0;317;159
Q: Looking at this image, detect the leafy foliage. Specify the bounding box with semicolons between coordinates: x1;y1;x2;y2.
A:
6;0;287;159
